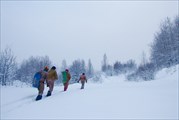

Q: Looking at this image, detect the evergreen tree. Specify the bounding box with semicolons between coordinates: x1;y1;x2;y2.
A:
87;59;94;78
101;53;108;72
113;61;122;75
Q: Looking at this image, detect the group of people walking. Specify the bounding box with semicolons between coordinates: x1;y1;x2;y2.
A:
35;66;87;101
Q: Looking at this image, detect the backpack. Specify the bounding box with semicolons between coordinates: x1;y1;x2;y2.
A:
32;71;42;88
62;71;67;84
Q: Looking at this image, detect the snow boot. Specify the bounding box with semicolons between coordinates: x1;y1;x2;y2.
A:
36;95;42;101
46;91;51;97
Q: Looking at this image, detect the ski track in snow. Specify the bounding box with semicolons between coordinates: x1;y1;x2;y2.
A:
1;92;35;113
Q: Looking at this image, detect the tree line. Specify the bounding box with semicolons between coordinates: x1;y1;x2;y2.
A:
0;49;94;86
101;16;179;81
0;16;178;86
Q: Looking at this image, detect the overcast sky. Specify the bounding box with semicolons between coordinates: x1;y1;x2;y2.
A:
1;1;178;70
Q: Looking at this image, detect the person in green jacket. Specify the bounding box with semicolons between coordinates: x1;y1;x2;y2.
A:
62;69;71;91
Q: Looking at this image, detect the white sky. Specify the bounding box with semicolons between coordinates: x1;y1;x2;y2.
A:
1;1;178;70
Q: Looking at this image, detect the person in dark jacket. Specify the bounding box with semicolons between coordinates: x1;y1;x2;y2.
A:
78;73;87;89
46;66;58;96
36;66;49;101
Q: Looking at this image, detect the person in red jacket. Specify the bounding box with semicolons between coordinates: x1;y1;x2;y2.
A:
78;73;87;89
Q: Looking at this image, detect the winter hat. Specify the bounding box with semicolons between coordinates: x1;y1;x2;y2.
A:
65;69;69;72
51;66;56;70
44;66;49;72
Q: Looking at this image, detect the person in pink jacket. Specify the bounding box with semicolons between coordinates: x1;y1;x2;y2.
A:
78;73;87;89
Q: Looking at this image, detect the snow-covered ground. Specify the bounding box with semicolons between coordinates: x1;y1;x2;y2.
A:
1;66;178;119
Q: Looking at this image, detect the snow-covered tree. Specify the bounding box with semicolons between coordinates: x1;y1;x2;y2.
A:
81;60;86;73
69;59;86;83
172;16;179;65
101;54;114;76
113;59;136;75
16;56;52;84
101;53;108;72
127;62;156;81
86;59;94;78
0;47;17;86
151;16;179;69
113;61;122;75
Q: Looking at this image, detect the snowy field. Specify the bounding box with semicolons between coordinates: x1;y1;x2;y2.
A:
1;66;178;119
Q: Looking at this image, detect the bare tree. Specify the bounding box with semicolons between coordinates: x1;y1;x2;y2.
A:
16;56;52;84
0;47;17;86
